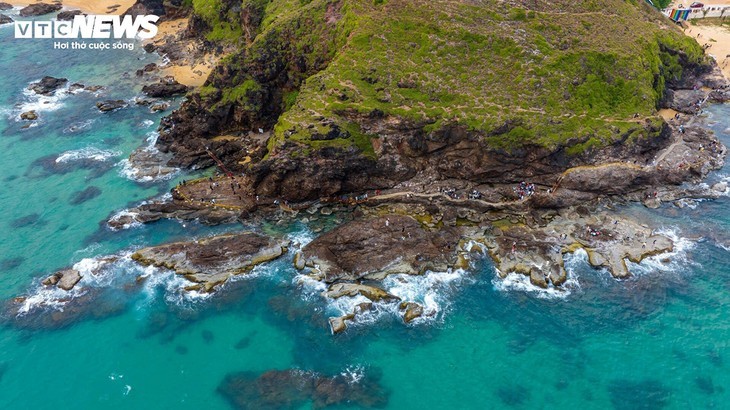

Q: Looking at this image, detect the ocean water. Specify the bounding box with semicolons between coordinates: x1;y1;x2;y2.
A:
1;12;730;410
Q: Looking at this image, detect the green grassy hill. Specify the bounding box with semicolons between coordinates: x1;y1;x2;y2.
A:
174;0;708;160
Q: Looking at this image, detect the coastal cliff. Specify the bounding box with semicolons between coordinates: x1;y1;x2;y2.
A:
153;0;721;200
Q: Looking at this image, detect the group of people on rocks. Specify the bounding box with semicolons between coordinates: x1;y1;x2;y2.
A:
513;182;536;200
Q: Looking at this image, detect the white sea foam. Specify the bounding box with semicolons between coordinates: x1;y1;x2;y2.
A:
11;84;70;121
15;251;208;316
340;365;365;385
56;147;121;164
137;261;212;307
63;119;95;134
139;119;155;128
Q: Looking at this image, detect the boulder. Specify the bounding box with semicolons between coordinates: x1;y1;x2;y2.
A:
96;100;127;112
150;102;169;112
20;111;38;121
19;3;62;16
42;268;82;291
0;14;12;25
57;10;83;21
28;76;68;96
141;77;188;98
328;315;351;334
0;3;12;10
399;302;424;323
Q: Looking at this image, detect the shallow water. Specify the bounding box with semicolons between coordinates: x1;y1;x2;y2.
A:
1;12;729;409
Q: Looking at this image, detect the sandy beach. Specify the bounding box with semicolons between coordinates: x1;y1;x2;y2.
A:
149;18;217;87
685;21;730;80
12;0;136;14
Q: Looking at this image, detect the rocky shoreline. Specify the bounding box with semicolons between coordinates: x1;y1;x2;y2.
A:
5;0;730;336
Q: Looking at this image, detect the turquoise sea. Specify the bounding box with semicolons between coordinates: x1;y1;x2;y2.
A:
1;11;729;410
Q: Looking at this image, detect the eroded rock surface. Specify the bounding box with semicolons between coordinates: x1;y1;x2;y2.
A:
131;232;288;291
298;214;465;282
486;211;674;288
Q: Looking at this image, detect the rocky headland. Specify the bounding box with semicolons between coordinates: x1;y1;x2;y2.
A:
107;0;728;306
8;0;730;335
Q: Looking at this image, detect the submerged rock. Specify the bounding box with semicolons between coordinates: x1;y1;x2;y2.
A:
217;369;388;409
28;76;68;96
69;186;102;205
19;3;61;16
131;232;288;291
96;100;127;112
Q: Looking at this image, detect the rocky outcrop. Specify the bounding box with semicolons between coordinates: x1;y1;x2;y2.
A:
57;10;83;21
131;232;288;291
664;89;706;115
29;76;68;96
41;268;82;291
299;214;465;282
141;77;188;98
19;3;61;16
400;302;424;323
486;211;674;288
325;283;400;303
0;13;12;25
0;3;12;10
96;100;127;112
20;111;37;121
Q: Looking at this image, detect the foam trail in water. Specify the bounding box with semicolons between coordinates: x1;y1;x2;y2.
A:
56;147;121;164
63;119;96;134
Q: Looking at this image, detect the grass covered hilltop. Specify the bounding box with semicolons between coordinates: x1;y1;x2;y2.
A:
158;0;708;164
